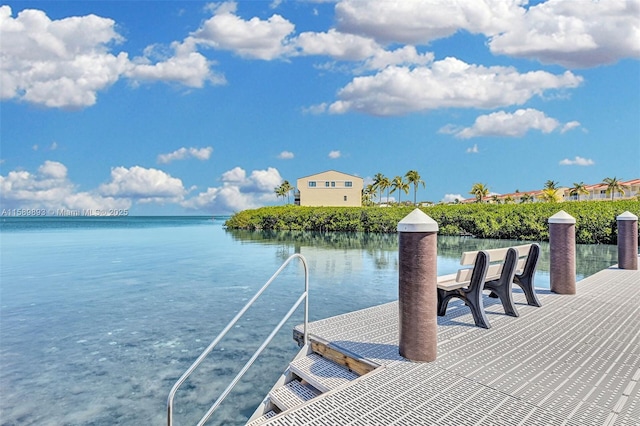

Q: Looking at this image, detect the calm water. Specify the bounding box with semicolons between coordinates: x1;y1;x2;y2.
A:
0;217;619;425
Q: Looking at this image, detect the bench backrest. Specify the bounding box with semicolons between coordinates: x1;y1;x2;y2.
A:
457;244;533;283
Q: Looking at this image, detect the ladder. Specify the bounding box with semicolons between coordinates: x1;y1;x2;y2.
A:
167;254;310;426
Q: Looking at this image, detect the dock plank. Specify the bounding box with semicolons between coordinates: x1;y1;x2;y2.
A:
264;265;640;425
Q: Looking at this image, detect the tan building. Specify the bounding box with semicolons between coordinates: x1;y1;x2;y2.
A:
461;178;640;203
296;170;363;207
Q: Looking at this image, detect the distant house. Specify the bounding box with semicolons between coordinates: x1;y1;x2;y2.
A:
460;178;640;204
295;170;364;207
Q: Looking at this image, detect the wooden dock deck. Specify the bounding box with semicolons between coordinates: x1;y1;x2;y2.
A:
260;265;639;425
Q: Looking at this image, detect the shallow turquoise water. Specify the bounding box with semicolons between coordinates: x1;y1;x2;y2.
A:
0;217;618;425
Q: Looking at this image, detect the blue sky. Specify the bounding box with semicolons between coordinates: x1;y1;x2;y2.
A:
1;0;639;215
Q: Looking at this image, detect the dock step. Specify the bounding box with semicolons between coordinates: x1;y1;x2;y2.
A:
289;353;359;393
269;379;321;412
246;409;278;426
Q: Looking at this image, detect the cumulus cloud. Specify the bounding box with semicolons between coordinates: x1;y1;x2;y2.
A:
182;166;283;213
335;0;522;44
192;1;295;60
0;6;130;108
328;150;341;159
488;0;640;68
98;166;187;202
466;144;479;154
324;59;582;116
447;109;563;139
157;146;213;164
333;0;639;68
0;6;221;109
0;161;129;210
127;39;225;87
559;156;595;166
277;151;294;159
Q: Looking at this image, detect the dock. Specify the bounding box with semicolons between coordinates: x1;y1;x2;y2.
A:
254;265;639;425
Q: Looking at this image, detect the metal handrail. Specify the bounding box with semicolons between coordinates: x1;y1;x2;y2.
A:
167;253;309;426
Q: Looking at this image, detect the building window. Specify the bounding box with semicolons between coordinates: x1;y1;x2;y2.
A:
309;181;316;187
331;181;336;187
325;181;330;187
344;195;348;201
345;181;352;187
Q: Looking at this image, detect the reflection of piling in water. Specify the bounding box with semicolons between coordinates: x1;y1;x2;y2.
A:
617;211;638;270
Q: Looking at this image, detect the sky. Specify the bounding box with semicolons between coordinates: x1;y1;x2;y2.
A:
1;0;639;215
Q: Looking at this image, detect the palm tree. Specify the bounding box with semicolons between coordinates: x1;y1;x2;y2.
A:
372;173;390;204
568;182;589;201
380;176;391;204
544;180;560;190
274;184;286;203
540;188;562;203
469;183;489;203
391;176;409;204
362;184;375;206
405;170;425;205
602;177;626;200
281;180;293;204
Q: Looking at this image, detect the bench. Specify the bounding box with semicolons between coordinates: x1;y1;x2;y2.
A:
436;243;541;329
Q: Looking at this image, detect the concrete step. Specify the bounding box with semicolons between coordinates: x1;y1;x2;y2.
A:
268;379;321;412
289;353;359;393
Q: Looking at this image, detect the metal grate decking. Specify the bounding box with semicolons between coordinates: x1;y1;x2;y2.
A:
261;265;640;425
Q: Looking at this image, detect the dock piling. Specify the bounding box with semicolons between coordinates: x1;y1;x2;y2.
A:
397;209;438;362
617;211;638;270
549;210;576;295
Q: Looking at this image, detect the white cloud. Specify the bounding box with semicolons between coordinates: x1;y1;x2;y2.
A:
449;109;562;139
466;144;479;154
332;0;639;68
182;166;283;213
0;161;129;210
0;162;285;214
192;1;295;60
157;146;213;164
0;6;130;108
559;156;595;166
326;59;582;116
488;0;640;68
334;0;522;44
442;193;464;203
296;29;378;61
561;121;581;134
0;6;221;109
98;166;186;202
277;151;294;159
328;150;341;159
127;39;225;88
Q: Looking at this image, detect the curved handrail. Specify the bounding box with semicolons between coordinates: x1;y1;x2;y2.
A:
167;253;309;426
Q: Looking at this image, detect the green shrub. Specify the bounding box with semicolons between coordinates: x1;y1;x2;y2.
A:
224;200;640;244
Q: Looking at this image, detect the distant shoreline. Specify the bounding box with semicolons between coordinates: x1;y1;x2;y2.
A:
224;200;640;245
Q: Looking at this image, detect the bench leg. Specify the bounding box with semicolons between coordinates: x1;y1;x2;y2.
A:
437;288;490;328
485;279;519;317
464;289;490;329
514;275;542;307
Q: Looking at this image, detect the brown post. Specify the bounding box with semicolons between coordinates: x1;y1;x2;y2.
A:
617;211;638;270
549;210;576;294
397;208;438;362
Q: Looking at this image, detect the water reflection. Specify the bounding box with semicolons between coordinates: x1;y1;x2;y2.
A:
226;229;620;281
